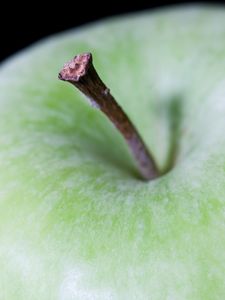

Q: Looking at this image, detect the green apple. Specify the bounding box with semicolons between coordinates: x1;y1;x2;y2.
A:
1;5;225;299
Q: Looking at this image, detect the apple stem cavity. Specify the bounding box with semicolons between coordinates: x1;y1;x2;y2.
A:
58;53;159;181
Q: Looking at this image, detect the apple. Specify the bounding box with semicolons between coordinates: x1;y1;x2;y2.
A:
1;5;225;299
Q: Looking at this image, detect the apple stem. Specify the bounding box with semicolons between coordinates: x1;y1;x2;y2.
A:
58;53;159;180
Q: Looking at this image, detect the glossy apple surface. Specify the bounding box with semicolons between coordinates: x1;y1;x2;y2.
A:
0;6;225;299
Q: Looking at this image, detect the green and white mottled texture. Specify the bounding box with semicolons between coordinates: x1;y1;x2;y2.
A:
0;5;225;299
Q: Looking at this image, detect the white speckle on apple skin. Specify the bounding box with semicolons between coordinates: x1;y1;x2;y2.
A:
0;5;225;299
59;266;115;300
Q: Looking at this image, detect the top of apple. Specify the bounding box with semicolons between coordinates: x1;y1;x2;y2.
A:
1;6;225;299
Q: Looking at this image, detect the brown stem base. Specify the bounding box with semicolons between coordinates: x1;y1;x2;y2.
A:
58;53;159;181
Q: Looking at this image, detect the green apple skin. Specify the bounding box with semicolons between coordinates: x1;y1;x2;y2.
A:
1;5;225;299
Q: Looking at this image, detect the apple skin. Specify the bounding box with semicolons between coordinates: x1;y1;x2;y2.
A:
0;5;225;299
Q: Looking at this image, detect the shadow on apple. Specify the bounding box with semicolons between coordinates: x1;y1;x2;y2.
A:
163;94;183;175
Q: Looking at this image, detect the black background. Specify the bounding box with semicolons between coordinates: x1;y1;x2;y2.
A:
0;0;224;62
